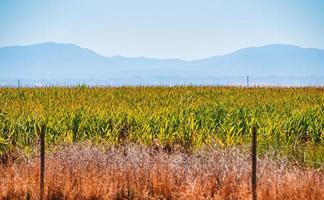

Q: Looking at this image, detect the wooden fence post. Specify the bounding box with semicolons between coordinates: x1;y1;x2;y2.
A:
251;126;257;200
39;125;45;200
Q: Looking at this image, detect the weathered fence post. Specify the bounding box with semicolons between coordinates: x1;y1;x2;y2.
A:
39;125;45;200
251;126;257;200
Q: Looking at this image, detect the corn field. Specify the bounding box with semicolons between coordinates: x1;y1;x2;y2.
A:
0;86;323;166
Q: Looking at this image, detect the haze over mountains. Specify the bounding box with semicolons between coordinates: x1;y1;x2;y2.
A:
0;42;324;86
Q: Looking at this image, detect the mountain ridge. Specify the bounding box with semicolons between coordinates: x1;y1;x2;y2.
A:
3;42;324;60
1;42;324;80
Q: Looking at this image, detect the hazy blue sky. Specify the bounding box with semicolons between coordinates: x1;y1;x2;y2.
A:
1;0;324;60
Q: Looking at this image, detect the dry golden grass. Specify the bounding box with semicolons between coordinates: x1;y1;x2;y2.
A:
0;144;323;200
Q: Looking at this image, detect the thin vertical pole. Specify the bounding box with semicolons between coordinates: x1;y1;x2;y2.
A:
247;76;249;87
18;79;20;88
39;125;45;200
251;127;257;200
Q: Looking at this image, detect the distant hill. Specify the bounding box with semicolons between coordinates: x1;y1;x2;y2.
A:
191;44;324;77
0;42;323;85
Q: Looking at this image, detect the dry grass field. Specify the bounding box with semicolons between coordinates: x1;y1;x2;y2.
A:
0;144;323;200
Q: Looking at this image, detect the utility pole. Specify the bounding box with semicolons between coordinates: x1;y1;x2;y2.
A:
247;76;249;87
18;79;20;88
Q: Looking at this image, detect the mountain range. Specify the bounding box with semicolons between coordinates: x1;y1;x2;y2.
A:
0;42;324;86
